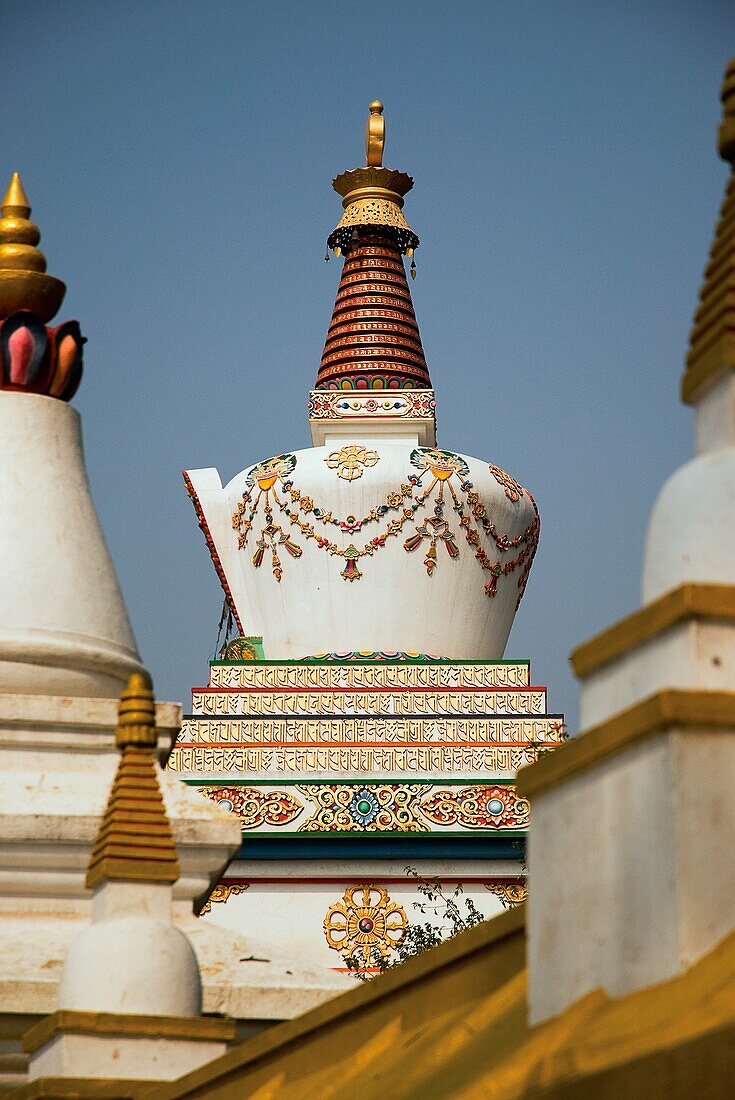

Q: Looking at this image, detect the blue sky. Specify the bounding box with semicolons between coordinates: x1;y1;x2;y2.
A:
4;2;733;725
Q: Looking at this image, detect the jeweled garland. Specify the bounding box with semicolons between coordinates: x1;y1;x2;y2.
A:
231;448;539;605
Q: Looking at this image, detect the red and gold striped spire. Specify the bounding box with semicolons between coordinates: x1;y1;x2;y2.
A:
316;102;431;391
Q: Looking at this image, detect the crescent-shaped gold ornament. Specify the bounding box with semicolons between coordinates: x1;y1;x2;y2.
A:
365;99;385;166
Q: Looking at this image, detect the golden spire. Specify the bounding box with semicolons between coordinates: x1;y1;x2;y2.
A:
682;58;735;403
0;172;66;322
86;671;180;889
2;173;33;223
365;100;385;167
327;100;419;259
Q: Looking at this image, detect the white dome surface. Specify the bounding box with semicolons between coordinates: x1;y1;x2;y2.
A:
643;447;735;602
58;916;201;1016
187;442;539;660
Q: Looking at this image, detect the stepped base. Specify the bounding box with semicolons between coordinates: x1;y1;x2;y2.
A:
167;654;564;973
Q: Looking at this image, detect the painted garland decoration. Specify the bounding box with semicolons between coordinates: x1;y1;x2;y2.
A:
231;447;539;605
241;453;303;581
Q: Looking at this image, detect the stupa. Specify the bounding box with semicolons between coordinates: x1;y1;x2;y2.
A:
171;102;565;974
24;672;233;1083
0;173;339;1087
522;58;735;1025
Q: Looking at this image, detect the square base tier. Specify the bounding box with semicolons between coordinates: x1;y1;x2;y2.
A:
166;655;564;975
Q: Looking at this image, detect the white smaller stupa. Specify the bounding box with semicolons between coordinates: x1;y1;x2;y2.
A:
519;59;735;1025
24;671;234;1081
0;171;340;1086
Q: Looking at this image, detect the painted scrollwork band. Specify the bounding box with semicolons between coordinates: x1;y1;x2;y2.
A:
196;782;531;833
308;389;436;422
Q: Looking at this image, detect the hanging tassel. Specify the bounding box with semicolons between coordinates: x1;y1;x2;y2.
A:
340;545;363;581
444;536;460;560
404;532;424;554
410;259;417;280
324;250;330;262
252;542;266;569
271;547;283;581
340;557;363;582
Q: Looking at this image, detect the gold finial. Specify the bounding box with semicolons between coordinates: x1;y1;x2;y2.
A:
0;172;66;322
328;102;418;257
365;100;385;167
116;670;158;749
2;173;32;218
86;670;180;889
0;173;45;274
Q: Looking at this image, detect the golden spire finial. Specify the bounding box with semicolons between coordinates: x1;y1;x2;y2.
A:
116;670;158;749
2;172;31;218
328;102;418;258
86;670;180;889
0;173;45;275
0;172;66;322
365;100;385;167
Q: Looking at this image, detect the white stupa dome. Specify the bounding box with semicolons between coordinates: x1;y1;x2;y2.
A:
185;104;540;661
643;448;735;602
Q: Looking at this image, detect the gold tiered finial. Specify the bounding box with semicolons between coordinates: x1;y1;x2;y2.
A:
365;100;385;166
0;172;66;322
86;671;180;888
116;670;158;749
